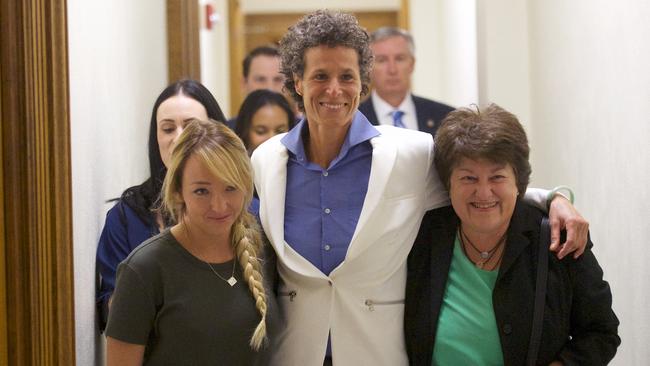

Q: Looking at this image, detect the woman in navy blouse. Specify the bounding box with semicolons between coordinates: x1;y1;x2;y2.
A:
95;79;226;329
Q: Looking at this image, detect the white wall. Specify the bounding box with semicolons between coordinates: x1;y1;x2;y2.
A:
68;1;167;364
410;0;478;107
200;0;232;116
526;1;650;364
241;0;399;14
476;0;531;132
478;0;650;363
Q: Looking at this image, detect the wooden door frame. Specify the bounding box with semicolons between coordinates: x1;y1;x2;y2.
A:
228;0;245;116
167;0;201;82
0;0;75;365
0;36;6;366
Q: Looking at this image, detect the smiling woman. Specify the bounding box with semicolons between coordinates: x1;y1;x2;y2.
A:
95;80;226;330
295;45;362;134
405;104;620;365
105;119;280;365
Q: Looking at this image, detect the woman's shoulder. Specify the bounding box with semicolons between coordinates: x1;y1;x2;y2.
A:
104;198;154;231
420;205;458;231
375;126;433;157
119;179;159;221
376;124;432;142
510;200;547;233
121;229;179;269
412;206;457;257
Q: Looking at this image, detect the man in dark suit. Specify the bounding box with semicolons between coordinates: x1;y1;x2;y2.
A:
359;27;454;136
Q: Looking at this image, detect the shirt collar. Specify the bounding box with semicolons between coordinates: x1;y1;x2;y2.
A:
281;110;379;166
371;90;416;119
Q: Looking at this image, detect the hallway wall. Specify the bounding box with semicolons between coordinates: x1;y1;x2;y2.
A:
410;0;479;108
68;1;168;365
527;1;650;364
474;0;650;363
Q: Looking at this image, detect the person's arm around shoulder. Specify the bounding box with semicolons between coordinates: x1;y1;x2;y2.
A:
523;188;589;259
555;237;621;365
107;337;144;366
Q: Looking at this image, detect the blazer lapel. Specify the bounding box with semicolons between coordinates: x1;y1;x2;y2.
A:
257;142;288;260
343;134;398;261
361;99;380;125
413;96;436;135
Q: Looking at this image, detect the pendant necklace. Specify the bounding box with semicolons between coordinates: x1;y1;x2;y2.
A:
180;223;238;286
206;259;238;287
459;225;507;269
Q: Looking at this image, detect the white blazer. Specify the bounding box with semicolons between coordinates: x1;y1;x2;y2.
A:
252;126;449;366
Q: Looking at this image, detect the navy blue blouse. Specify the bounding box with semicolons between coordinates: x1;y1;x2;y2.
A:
96;200;159;320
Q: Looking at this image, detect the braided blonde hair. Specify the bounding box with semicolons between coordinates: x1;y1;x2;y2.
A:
161;119;268;350
232;213;267;349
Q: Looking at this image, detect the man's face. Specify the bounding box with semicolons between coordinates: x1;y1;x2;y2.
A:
242;55;284;94
370;36;415;101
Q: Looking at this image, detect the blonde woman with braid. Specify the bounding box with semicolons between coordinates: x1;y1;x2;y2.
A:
105;119;279;366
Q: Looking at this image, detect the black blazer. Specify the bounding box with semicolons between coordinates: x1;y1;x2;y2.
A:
358;94;454;135
405;202;620;366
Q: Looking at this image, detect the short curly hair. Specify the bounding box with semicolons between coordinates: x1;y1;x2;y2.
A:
279;10;373;111
434;103;531;195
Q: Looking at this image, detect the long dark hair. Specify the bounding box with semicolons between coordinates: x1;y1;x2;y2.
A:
234;89;295;150
121;79;226;225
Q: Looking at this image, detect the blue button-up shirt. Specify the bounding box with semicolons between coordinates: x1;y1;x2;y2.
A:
282;111;380;275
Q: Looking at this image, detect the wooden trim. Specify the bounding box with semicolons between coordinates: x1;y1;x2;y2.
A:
0;28;6;366
228;0;245;116
399;0;410;30
0;0;75;365
167;0;201;82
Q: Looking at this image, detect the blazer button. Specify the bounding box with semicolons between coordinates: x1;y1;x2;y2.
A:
502;324;512;335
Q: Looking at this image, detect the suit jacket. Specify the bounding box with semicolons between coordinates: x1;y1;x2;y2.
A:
252;125;436;366
358;94;454;135
405;203;620;366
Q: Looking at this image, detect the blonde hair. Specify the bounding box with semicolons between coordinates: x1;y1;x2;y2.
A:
161;119;268;350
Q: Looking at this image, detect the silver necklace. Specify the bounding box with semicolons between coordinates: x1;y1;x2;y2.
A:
206;259;237;287
179;223;238;286
459;226;506;270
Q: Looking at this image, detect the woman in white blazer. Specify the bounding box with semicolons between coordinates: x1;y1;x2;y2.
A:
252;10;590;366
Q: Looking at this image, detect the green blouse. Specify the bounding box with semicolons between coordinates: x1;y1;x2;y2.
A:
432;236;504;366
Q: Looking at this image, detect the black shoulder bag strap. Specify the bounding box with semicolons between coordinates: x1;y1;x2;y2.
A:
526;217;550;366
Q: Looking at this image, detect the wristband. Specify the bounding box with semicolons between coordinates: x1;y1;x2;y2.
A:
546;185;575;208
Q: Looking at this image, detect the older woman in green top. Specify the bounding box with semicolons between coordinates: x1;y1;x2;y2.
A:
404;104;620;365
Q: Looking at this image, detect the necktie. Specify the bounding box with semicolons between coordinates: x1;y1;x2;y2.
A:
392;110;406;128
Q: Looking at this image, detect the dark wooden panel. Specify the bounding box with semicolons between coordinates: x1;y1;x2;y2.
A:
0;23;6;366
0;0;75;364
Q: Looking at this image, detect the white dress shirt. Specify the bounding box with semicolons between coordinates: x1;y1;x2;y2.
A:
370;91;418;130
